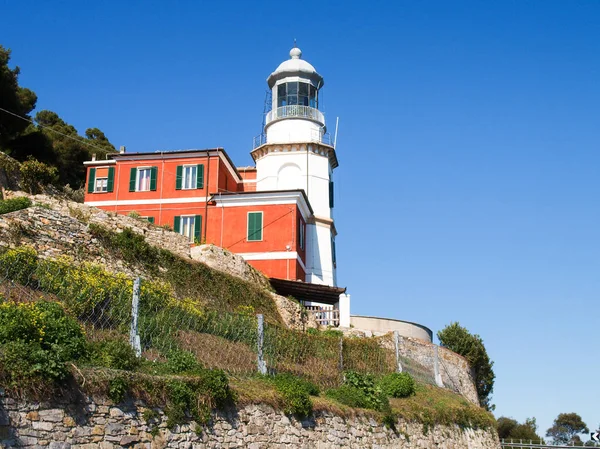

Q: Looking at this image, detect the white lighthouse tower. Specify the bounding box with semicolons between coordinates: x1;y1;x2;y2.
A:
252;46;339;286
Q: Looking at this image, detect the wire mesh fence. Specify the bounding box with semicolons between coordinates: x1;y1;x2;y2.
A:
0;245;470;395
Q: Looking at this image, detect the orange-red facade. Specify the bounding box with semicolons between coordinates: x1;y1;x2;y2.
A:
84;149;308;281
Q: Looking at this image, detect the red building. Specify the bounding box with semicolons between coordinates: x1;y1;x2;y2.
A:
84;148;310;281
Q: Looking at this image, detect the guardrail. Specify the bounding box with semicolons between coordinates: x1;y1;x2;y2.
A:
252;131;334;149
305;305;340;327
266;105;325;126
501;439;599;448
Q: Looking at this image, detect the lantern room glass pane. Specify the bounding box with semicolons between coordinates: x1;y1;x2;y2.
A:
287;82;297;95
299;82;308;96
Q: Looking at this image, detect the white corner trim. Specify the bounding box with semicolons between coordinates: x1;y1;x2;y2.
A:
237;251;307;272
84;160;117;166
213;191;312;221
84;196;208;207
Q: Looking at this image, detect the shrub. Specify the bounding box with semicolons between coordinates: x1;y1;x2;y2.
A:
0;300;86;382
166;350;202;374
326;371;389;412
326;385;370;409
88;339;140;371
20;157;58;194
269;373;314;416
62;184;85;203
0;246;38;285
0;197;32;215
379;372;416;398
108;376;129;403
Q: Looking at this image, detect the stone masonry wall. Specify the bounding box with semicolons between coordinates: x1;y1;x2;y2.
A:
396;336;479;405
0;395;500;449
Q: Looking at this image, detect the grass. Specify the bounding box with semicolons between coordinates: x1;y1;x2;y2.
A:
87;224;283;323
230;376;494;430
389;383;495;431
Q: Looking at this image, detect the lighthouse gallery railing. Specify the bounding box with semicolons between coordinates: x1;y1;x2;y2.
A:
265;105;325;126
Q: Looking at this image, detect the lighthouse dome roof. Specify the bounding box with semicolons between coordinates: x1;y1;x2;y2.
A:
267;47;324;88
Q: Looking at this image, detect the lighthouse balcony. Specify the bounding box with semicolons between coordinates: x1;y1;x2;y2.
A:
265;105;325;127
253;129;333;149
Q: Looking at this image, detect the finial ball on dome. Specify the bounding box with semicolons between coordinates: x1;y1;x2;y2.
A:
290;47;302;59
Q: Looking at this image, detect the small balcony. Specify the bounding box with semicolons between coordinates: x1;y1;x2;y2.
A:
252;131;334;149
265;105;325;126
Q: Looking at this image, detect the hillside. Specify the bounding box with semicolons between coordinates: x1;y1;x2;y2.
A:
0;188;499;448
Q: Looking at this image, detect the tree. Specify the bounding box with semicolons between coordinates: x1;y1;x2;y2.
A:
497;416;543;443
0;45;37;148
546;412;589;445
0;45;115;188
437;322;495;410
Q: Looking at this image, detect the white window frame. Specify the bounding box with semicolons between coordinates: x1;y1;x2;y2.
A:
181;165;197;190
179;215;196;242
136;167;152;192
94;177;108;193
247;211;263;242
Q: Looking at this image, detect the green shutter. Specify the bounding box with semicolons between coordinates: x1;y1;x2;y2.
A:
174;216;181;233
331;237;336;265
87;168;96;193
194;215;202;242
248;212;262;241
197;164;204;189
150;166;157;191
147;217;155;224
175;165;183;190
106;167;115;192
129;168;136;192
329;181;334;208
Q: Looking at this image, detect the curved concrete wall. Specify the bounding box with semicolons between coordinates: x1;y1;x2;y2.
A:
350;315;433;342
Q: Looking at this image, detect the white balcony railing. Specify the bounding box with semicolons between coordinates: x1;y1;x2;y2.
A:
265;105;325;126
305;306;340;327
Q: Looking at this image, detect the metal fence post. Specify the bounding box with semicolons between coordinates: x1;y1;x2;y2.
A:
257;314;267;375
338;336;344;373
434;345;444;387
394;331;403;373
129;277;142;357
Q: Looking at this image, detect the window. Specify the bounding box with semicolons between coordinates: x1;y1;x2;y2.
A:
174;215;202;242
87;167;114;194
182;166;196;189
95;178;108;192
247;212;263;241
298;219;305;250
176;164;204;190
137;168;151;191
277;81;317;108
129;167;157;192
329;180;334;208
331;236;336;267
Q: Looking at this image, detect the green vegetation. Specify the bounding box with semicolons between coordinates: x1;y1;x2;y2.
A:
379;372;416;398
0;45;115;188
0;243;495;432
326;371;388;412
0;196;31;214
88;224;283;323
0;300;86;385
19;157;59;194
437;322;495;410
265;373;320;416
497;416;544;443
546;412;589;445
389;383;495;431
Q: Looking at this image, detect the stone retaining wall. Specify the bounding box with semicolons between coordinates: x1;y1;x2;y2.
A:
0;395;500;449
397;336;479;405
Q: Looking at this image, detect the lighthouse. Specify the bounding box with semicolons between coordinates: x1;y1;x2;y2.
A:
252;46;339;287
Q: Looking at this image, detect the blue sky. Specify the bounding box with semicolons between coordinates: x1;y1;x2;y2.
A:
2;0;599;438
